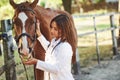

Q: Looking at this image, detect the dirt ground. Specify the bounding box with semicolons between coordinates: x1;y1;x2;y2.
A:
78;55;120;80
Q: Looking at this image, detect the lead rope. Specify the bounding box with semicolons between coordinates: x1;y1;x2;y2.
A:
23;63;29;80
14;61;29;80
18;54;29;80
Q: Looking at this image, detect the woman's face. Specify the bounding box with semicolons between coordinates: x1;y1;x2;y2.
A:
50;21;61;40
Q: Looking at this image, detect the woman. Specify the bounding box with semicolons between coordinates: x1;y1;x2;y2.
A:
22;14;76;80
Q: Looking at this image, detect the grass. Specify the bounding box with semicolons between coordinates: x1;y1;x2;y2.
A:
78;45;113;68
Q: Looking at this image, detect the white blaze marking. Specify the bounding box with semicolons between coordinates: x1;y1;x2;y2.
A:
18;12;29;53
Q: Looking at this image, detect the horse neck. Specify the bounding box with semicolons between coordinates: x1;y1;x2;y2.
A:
34;6;58;22
34;6;54;41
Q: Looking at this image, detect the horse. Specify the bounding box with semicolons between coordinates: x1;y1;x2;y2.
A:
9;0;77;80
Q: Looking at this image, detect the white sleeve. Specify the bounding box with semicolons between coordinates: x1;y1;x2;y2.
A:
36;43;73;74
37;35;50;51
36;60;59;74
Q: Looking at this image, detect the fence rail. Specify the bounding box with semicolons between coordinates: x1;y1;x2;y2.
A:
78;26;119;37
74;12;120;65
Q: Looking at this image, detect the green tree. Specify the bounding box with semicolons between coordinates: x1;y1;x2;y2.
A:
0;0;13;20
0;0;27;20
0;0;8;7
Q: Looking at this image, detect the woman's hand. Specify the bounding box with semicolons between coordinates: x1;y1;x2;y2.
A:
20;53;38;65
36;20;42;37
21;56;38;65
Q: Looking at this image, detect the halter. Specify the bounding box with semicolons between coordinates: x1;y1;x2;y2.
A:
12;5;37;80
13;5;37;55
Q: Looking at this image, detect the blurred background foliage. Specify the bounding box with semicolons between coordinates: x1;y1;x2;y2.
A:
0;0;62;20
0;0;118;20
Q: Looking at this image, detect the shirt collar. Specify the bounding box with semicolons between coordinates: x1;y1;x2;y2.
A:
51;38;61;47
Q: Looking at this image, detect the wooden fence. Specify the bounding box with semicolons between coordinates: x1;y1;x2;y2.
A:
73;12;120;65
0;19;17;80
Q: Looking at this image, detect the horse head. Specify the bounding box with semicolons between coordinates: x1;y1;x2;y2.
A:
10;0;38;9
10;0;39;56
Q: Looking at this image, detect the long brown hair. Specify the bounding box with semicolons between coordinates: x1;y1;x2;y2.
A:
50;14;77;63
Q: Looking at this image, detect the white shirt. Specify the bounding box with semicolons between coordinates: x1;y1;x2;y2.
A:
36;35;74;80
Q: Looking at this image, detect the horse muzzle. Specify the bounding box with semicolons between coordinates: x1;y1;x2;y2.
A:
16;33;36;55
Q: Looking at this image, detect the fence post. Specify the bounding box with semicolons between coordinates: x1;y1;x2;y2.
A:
110;14;118;55
93;16;100;65
1;19;16;80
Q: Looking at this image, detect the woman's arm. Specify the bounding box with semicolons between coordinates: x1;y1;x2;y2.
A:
36;20;50;51
23;42;72;74
36;43;73;74
37;35;50;51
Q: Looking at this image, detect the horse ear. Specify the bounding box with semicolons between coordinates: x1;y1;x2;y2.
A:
9;0;18;9
30;0;39;9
